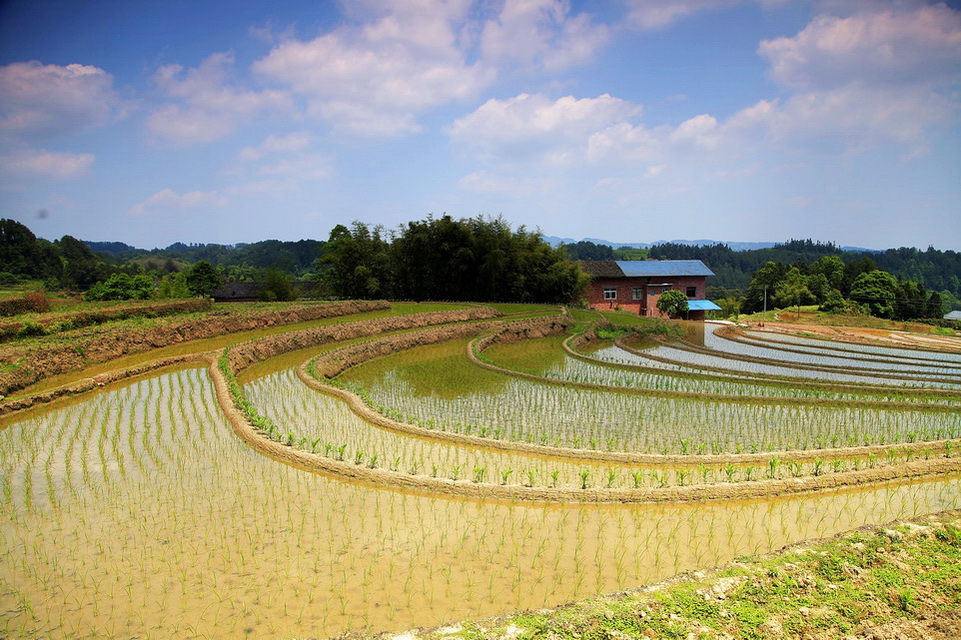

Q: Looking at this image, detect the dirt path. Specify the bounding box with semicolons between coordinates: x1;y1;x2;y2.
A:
751;320;961;353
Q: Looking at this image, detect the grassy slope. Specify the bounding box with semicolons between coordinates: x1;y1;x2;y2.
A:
345;509;961;640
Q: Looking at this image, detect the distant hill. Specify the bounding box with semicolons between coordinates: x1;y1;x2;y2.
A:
82;238;325;277
542;236;877;253
75;232;957;300
84;241;140;255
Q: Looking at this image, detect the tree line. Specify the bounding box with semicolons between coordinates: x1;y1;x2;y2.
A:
736;256;944;320
1;216;586;305
317;215;586;303
649;239;961;301
3;215;957;315
0;219;301;301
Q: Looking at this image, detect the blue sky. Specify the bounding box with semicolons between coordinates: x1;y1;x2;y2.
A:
1;0;959;250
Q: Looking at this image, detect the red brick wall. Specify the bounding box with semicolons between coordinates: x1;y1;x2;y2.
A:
585;276;707;317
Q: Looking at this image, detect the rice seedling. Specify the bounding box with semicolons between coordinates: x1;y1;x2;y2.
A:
2;310;960;640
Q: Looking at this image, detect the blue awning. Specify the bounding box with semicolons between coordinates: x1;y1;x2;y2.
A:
687;299;722;311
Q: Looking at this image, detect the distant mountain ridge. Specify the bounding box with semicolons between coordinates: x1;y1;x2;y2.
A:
541;236;878;254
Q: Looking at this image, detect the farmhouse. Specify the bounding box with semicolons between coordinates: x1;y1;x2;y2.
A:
580;259;721;320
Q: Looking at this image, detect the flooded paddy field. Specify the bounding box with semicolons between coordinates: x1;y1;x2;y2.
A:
2;307;960;639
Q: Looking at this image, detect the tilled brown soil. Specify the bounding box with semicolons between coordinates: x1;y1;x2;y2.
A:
751;320;961;353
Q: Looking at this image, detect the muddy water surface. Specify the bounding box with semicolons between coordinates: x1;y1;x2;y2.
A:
2;368;960;639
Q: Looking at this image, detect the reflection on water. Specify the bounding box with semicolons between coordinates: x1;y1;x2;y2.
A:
1;368;959;639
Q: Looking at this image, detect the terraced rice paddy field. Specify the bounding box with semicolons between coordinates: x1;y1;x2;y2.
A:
1;302;959;639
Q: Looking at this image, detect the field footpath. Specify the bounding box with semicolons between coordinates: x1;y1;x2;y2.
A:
217;318;961;504
568;329;961;402
650;332;958;387
472;332;960;413
0;299;391;396
6;306;960;505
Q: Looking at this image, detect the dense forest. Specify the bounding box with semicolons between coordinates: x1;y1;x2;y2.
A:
2;217;959;314
563;238;961;304
85;238;324;279
1;216;586;305
318;215;586;303
648;240;961;300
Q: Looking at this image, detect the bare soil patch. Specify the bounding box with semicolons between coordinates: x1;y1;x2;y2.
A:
753;320;961;353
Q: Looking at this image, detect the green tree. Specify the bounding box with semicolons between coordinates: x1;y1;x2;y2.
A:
316;223;390;299
810;255;845;291
849;270;898;318
743;261;790;313
563;240;614;261
156;272;191;298
184;260;223;296
259;268;297;301
775;267;814;317
819;288;849;314
657;289;689;318
57;235;107;289
0;219;61;281
84;273;154;301
317;215;586;304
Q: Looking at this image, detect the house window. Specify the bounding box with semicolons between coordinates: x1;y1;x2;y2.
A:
632;287;644;300
603;287;617;300
686;286;697;298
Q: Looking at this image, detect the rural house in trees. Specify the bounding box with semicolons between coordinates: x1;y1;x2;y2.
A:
580;260;721;320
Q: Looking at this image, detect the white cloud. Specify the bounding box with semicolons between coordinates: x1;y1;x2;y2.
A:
0;148;95;178
623;0;742;31
726;85;953;155
727;3;961;157
458;171;554;195
669;113;719;149
480;0;609;71
253;0;494;136
447;93;641;161
238;132;312;161
226;179;298;197
0;61;118;140
759;4;961;91
128;188;228;217
258;153;331;180
146;52;292;146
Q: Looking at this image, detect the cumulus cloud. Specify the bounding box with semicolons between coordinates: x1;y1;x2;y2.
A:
238;132;312;161
128;188;228;217
0;148;95;178
734;3;961;156
252;0;609;136
146;52;291;146
257;153;331;180
447;91;732;171
253;0;493;136
447;93;641;161
623;0;743;31
480;0;609;71
458;171;555;195
0;61;118;139
759;4;961;91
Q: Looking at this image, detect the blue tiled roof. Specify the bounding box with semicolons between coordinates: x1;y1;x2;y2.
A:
688;299;722;311
615;260;715;277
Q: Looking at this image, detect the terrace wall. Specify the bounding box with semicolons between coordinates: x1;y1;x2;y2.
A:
0;300;390;396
